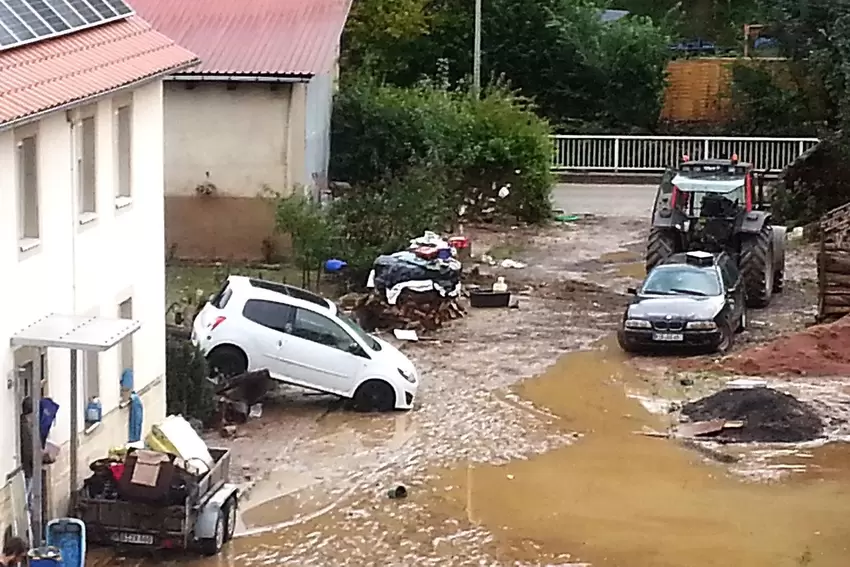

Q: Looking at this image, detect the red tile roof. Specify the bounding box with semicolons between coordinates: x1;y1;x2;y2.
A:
0;16;198;127
130;0;351;77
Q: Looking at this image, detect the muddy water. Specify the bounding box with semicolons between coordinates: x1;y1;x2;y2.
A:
430;345;850;567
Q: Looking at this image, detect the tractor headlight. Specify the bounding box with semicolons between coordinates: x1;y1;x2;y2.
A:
625;319;652;329
686;320;717;330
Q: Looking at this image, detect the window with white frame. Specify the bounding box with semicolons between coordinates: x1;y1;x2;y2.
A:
115;100;132;200
78;113;97;217
16;133;39;243
118;297;134;401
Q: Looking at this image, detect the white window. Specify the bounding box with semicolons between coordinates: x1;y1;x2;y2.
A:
16;133;39;245
115;100;132;200
78;113;97;218
119;297;134;401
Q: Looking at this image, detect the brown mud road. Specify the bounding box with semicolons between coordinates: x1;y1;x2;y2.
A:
92;189;850;567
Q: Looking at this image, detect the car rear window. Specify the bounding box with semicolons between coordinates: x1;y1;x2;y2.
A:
210;281;233;309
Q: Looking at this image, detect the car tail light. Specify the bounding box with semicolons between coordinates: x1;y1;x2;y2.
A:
210;316;226;331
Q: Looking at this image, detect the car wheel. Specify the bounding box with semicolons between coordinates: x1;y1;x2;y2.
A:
223;496;238;542
736;310;747;334
617;330;638;354
200;510;224;556
353;380;396;412
207;346;247;379
715;324;734;354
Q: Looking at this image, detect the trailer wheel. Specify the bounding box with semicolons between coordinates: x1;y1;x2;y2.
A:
200;509;224;556
741;224;774;308
223;496;238;542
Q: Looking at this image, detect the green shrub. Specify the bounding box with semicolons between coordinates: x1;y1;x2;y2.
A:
275;194;339;286
165;328;216;425
330;78;554;223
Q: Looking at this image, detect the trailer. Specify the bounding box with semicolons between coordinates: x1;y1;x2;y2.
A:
75;447;238;556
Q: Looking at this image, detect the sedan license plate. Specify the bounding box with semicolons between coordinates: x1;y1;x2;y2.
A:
653;332;683;342
112;532;154;545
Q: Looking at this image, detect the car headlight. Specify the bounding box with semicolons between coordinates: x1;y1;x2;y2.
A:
686;320;717;330
624;319;651;329
398;368;416;383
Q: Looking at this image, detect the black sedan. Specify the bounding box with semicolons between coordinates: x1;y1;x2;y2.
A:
617;251;746;354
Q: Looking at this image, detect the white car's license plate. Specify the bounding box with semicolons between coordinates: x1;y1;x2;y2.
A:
653;332;683;342
112;532;154;545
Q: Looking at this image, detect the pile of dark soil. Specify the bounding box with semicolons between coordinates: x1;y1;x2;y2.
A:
681;388;824;443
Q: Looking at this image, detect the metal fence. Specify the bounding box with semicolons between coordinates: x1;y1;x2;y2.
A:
551;135;819;174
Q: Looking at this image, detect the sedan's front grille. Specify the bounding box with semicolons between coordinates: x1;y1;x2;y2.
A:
653;320;684;331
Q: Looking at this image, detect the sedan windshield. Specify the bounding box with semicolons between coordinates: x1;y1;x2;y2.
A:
338;312;382;351
641;265;721;297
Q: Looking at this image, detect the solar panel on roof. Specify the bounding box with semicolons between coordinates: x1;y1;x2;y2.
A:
0;0;134;51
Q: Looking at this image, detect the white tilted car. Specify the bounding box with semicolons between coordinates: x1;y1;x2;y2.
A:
192;276;419;411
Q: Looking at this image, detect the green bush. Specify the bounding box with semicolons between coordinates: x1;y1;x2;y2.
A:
275;194;338;286
330;78;554;223
166;328;216;425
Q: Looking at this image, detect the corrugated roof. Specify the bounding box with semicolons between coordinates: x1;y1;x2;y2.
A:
130;0;351;77
0;16;198;128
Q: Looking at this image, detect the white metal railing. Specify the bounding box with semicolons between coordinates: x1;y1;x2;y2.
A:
551;135;819;174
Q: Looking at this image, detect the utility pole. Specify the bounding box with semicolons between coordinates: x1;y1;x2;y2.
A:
473;0;481;96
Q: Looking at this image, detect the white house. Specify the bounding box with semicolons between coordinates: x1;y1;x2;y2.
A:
0;5;196;540
131;0;352;261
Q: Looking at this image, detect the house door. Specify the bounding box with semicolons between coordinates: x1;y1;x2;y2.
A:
14;347;49;521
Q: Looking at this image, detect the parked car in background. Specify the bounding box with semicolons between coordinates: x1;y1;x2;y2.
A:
192;276;419;411
618;251;746;354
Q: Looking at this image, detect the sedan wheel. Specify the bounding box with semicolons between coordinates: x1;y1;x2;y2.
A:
715;324;734;354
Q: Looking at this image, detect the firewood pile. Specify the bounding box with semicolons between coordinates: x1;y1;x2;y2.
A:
354;290;465;332
818;202;850;322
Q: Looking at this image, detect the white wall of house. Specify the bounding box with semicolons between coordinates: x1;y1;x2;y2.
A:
162;80;302;197
304;71;334;199
0;79;168;523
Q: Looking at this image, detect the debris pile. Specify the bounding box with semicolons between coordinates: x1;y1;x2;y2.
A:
358;231;465;332
681;388;823;443
724;315;850;377
355;290;464;332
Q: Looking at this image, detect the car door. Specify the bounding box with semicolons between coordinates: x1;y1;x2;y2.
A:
240;299;296;379
278;307;369;395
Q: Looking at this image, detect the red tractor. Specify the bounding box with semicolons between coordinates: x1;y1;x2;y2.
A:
646;157;786;308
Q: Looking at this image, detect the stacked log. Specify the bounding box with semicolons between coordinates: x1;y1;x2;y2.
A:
354;290;465;332
818;202;850;322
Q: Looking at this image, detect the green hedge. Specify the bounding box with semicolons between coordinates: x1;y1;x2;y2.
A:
330;78;554;223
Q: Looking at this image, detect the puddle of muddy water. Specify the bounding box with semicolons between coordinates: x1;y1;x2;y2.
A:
428;346;850;567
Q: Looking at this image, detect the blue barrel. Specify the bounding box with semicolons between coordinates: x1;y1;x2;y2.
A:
27;545;62;567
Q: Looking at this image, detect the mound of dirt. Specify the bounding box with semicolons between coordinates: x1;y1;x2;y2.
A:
681;388;823;443
724;316;850;377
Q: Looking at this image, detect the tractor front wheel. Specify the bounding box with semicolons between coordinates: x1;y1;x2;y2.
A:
741;224;774;308
646;227;681;273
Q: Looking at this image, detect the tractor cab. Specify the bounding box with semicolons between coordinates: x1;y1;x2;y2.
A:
652;156;766;222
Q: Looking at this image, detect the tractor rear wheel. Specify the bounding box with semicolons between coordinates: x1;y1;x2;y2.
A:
741;224;774;308
646;227;680;273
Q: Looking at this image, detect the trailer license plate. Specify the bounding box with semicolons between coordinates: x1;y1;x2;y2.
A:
653;332;683;342
113;532;154;545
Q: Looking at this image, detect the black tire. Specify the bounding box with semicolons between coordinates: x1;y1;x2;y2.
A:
352;380;396;412
740;224;774;309
715;323;734;354
200;510;224;556
617;330;639;354
207;345;247;379
223;496;238;542
773;268;785;293
646;227;681;273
